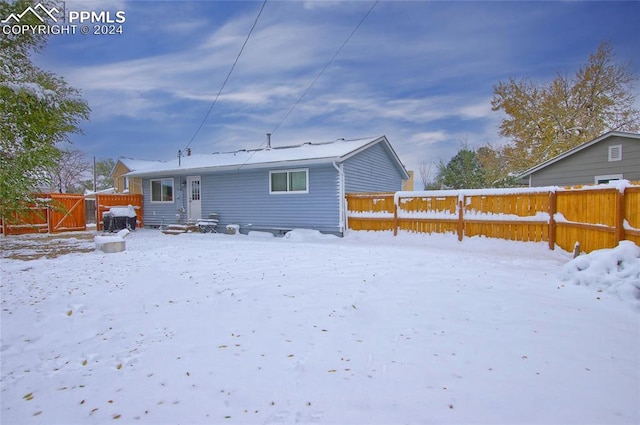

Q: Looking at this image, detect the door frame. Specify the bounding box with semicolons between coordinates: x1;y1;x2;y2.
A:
186;175;202;221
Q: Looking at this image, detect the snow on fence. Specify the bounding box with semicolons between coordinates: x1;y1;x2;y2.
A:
1;193;143;235
95;194;143;231
1;194;86;236
345;182;640;253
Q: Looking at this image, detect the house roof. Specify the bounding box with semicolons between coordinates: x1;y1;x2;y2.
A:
109;158;165;178
517;131;640;179
126;136;410;179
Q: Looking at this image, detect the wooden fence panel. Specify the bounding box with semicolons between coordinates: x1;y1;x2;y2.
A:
464;221;549;243
2;206;49;235
623;187;640;246
346;184;638;253
556;189;617;226
345;193;395;233
48;194;86;233
348;217;395;232
398;219;457;235
398;195;457;215
554;189;618;252
346;193;395;213
463;193;550;243
396;194;459;236
1;193;87;235
96;194;144;230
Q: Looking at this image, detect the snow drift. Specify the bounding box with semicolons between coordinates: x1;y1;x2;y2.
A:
561;240;640;309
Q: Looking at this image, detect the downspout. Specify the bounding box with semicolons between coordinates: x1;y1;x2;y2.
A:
333;161;345;235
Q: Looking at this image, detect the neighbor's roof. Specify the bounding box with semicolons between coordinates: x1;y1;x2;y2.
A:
126;136;409;179
110;158;165;178
119;158;165;171
517;131;640;179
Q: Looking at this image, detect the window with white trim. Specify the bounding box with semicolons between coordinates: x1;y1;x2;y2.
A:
594;174;623;184
150;178;174;202
608;145;622;161
269;169;309;194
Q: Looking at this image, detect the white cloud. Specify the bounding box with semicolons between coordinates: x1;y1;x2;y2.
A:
49;0;639;171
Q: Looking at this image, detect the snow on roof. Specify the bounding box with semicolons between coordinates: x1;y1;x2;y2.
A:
84;187;116;198
127;136;407;178
109;158;165;178
118;158;165;172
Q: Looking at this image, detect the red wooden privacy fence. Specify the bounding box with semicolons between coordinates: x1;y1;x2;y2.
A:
1;194;86;235
1;194;143;235
346;183;640;253
95;194;144;231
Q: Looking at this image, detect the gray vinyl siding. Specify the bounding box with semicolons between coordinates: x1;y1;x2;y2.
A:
343;142;405;193
142;165;341;233
140;140;408;233
530;136;640;186
203;164;340;233
141;177;183;226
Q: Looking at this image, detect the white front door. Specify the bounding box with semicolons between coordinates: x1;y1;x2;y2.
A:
187;176;202;221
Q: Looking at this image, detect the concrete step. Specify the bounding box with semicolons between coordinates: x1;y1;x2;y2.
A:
162;224;199;235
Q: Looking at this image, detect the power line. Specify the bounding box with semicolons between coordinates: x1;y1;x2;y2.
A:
270;0;379;136
184;0;268;151
236;0;379;171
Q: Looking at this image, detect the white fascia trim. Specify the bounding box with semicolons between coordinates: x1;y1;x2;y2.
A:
128;158;341;178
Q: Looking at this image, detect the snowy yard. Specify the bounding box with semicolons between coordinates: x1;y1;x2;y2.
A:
1;229;638;424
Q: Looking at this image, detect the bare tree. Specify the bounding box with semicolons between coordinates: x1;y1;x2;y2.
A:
47;148;91;193
419;161;433;190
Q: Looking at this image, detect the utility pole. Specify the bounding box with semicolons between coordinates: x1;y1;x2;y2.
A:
93;156;97;192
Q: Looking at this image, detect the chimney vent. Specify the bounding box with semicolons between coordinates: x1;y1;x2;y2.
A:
266;133;272;149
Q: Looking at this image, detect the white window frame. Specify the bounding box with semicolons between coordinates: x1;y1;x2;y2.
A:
594;174;623;184
608;145;622;161
269;169;309;194
150;178;175;203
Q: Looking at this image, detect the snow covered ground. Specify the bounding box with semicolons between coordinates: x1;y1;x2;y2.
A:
1;229;638;424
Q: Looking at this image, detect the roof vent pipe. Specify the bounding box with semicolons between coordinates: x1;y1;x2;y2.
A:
266;133;271;149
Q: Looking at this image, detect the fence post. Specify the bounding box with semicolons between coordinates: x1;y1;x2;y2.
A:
47;203;52;233
548;191;556;250
457;198;464;242
615;188;626;244
95;194;101;231
393;195;398;236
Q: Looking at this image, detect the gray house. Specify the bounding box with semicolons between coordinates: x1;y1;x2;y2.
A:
517;131;640;187
126;135;409;235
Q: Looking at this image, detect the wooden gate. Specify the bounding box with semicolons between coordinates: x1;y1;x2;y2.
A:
1;193;86;235
48;194;86;233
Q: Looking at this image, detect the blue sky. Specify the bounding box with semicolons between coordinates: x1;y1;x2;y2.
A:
34;0;640;176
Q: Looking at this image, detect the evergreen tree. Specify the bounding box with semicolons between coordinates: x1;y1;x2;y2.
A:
436;148;486;189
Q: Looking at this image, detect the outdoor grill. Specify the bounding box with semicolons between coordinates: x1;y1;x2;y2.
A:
103;205;137;232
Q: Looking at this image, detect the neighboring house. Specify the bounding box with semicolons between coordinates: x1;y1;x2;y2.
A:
126;135;409;235
402;170;415;191
111;158;164;194
517;131;640;187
